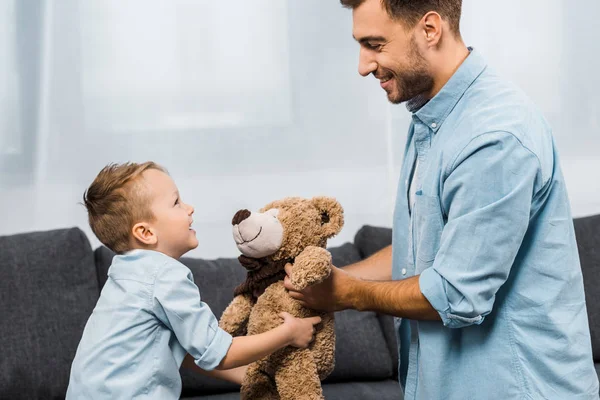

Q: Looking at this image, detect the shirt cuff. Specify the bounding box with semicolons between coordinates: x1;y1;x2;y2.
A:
419;267;485;329
194;325;233;370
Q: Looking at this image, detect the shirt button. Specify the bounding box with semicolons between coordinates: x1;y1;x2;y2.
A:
401;268;407;275
431;122;437;128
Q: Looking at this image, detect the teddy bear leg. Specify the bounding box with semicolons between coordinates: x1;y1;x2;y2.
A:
241;362;279;400
274;349;324;400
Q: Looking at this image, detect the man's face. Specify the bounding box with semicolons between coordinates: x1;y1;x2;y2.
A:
352;0;434;104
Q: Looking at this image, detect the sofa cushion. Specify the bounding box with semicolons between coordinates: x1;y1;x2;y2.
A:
325;309;394;382
574;214;600;362
354;225;393;259
0;228;99;400
352;225;398;375
184;380;403;400
322;380;402;400
94;245;113;291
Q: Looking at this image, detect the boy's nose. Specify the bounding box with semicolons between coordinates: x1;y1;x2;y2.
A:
232;209;251;226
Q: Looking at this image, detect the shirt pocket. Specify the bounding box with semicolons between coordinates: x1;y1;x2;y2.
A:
414;193;444;265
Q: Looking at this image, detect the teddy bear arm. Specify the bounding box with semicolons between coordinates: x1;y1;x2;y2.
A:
219;293;254;336
290;246;332;290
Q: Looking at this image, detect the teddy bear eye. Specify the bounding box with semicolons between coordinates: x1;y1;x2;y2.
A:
321;211;330;224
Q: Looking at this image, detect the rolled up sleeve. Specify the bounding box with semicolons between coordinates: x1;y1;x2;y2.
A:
419;131;542;328
152;262;233;370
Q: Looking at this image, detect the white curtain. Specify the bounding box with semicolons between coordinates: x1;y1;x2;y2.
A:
0;0;20;156
1;0;598;258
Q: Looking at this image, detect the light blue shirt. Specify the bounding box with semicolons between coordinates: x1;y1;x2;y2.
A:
66;249;233;400
392;48;599;399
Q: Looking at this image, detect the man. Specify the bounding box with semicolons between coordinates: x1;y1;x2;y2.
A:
284;0;600;398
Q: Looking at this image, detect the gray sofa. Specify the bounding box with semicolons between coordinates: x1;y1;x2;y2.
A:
1;216;598;399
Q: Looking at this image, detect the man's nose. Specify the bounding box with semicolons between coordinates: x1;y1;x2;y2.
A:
231;209;251;226
358;48;377;77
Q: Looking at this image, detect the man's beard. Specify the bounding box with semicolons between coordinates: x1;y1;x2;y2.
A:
383;37;434;104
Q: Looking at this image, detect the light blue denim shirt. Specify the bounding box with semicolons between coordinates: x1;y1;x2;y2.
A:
66;249;232;400
392;49;599;399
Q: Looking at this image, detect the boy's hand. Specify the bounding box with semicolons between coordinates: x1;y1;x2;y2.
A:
279;312;321;348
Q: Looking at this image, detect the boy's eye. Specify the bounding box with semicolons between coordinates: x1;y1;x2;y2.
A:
174;198;180;206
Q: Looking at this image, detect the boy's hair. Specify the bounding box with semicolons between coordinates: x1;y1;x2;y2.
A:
340;0;462;35
83;162;166;254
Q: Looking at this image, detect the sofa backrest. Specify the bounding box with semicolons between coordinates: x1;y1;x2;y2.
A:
573;214;600;362
353;225;398;373
0;228;99;400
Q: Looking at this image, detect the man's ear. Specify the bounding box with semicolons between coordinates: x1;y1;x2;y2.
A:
132;222;157;246
421;11;443;47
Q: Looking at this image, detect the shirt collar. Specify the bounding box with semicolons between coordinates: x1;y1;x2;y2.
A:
407;47;487;133
107;248;170;276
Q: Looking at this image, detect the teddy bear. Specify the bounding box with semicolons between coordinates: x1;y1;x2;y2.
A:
219;196;344;400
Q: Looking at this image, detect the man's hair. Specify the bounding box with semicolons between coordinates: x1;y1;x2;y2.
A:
82;161;166;254
340;0;462;34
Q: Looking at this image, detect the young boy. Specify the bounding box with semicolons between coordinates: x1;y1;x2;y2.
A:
66;162;320;399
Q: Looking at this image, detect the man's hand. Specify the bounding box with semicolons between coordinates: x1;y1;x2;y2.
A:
284;263;355;312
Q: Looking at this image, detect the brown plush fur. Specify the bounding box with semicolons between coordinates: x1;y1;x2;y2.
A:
219;197;344;400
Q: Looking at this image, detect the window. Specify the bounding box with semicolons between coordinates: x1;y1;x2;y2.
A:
0;0;20;156
79;0;292;134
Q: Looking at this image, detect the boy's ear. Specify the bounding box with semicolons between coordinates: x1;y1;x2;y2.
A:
132;222;157;246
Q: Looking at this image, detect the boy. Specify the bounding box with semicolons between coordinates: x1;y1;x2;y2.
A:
66;162;320;399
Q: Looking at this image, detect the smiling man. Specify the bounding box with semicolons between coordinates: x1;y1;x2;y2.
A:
284;0;600;399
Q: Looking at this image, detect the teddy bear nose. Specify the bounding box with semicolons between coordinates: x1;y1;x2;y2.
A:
232;209;251;226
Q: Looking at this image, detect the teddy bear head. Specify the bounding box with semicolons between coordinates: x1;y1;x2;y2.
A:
231;196;343;268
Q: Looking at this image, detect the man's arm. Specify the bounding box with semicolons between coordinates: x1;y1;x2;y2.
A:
284;263;440;320
349;275;440;320
286;132;540;327
343;245;392;281
181;354;247;384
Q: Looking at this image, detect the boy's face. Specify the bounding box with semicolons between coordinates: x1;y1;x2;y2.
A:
139;169;198;258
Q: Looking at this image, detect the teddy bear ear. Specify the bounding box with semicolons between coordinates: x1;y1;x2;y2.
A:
311;196;344;239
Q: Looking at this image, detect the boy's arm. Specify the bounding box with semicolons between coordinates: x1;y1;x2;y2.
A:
152;263;237;371
216;312;318;370
181;354;247;384
153;262;320;372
